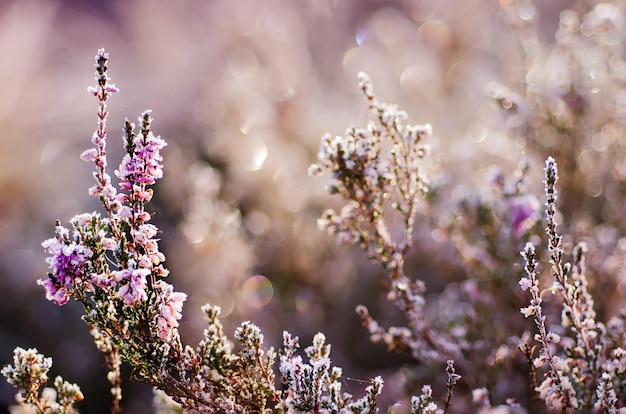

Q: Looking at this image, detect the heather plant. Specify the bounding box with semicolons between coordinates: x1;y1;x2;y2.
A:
2;49;387;414
310;76;626;411
0;4;554;409
426;157;542;386
1;347;83;414
489;0;626;320
308;69;540;410
5;5;626;410
306;5;626;410
308;71;461;365
519;157;626;412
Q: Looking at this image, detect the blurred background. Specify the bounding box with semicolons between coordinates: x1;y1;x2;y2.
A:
3;0;624;412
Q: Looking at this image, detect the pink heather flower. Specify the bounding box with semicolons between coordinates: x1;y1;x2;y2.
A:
518;277;532;291
137;211;152;222
612;348;626;373
71;212;98;227
117;205;133;219
103;182;115;199
545;332;561;343
520;306;537;318
88;186;102;198
132;224;158;243
139;189;153;202
113;261;150;305
102;237;117;250
137;255;152;269
88;177;117;202
536;375;578;411
154;281;187;342
90;273;115;289
105;84;119;94
80;148;98;162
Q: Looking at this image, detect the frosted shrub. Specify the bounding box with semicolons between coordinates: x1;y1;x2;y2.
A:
2;50;382;414
309;72;455;363
1;347;83;414
519;157;626;412
4;8;626;409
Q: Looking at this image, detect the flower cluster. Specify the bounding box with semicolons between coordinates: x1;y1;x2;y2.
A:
3;49;384;414
309;72;430;267
411;385;437;414
310;73;454;361
40;223;93;306
279;331;383;412
310;72;468;410
37;50;183;351
519;156;626;412
1;348;83;413
408;361;462;414
7;3;626;409
309;24;626;410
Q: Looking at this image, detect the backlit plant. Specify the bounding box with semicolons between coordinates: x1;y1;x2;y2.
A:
4;3;626;408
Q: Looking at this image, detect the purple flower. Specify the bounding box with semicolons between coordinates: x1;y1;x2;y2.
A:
115;112;167;195
39;233;93;306
80;148;98;162
508;194;539;237
38;278;71;306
